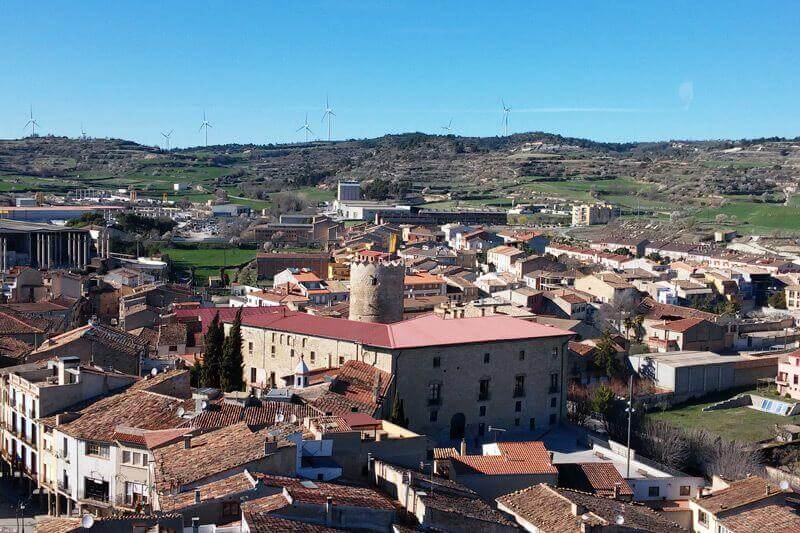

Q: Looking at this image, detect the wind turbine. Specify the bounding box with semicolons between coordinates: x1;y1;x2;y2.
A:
199;111;212;147
441;118;453;135
161;130;174;151
80;122;87;140
24;106;40;137
501;99;511;136
321;96;336;142
297;113;313;143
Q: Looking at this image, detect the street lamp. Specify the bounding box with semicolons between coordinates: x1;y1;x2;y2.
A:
625;375;635;479
488;425;506;443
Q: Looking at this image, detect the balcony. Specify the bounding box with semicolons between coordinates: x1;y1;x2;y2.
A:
57;480;70;492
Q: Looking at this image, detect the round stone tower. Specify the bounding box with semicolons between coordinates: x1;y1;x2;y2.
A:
348;260;405;324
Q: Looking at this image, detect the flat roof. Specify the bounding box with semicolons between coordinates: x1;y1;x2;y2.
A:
631;350;747;368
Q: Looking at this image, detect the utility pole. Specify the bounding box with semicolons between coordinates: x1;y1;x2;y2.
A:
626;374;634;479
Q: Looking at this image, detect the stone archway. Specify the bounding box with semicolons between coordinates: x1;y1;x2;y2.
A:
449;412;466;441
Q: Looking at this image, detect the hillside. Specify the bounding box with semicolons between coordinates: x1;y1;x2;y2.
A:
1;133;799;219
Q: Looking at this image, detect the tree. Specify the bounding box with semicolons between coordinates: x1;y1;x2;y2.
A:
593;331;620;378
388;391;408;427
220;307;244;392
201;312;224;389
237;265;259;286
189;358;202;388
640;420;690;470
769;290;787;310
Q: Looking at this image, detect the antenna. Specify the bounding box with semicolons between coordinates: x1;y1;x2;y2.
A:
297;113;313;143
199;111;212;147
501;99;511;136
441;118;453;135
321;95;336;142
161;130;174;151
24;105;40;137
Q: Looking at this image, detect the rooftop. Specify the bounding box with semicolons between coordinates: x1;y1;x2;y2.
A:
451;441;558;476
693;476;784;515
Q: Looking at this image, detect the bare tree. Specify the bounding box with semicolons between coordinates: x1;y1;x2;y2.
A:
640;420;690;470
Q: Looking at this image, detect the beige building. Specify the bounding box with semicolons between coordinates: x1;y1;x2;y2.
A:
573;272;639;305
232;310;573;445
571;203;619;226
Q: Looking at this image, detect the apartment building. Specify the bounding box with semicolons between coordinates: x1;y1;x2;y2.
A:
570;203;619;226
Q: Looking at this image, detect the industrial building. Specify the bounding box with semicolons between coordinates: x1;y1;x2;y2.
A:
0;220;100;271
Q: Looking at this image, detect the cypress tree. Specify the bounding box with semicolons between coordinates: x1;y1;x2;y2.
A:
221;307;244;392
202;312;224;389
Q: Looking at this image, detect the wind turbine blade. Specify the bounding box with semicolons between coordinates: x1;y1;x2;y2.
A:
329;111;336;116
207;123;212;128
296;125;305;132
199;125;204;132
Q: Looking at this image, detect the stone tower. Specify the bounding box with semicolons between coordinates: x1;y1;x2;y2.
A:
348;260;405;324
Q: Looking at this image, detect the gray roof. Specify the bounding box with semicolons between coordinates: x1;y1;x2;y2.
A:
0;219;90;233
631;350;747;368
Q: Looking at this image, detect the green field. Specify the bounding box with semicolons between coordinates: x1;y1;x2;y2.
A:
164;247;257;283
514;176;673;211
648;389;798;443
697;201;800;234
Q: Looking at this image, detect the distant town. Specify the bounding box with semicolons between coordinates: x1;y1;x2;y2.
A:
0;168;798;532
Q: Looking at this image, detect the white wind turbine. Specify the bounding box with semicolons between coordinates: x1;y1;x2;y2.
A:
24;106;40;137
501;99;511;136
199;111;212;147
441;118;453;134
321;96;336;142
80;122;87;140
161;130;174;150
297;113;313;143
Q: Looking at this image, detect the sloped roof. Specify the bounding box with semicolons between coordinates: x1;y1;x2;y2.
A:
451;441;558;476
556;463;634;498
180;398;322;430
693;476;784;515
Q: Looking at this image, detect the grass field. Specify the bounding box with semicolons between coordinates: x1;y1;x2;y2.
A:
696;201;800;234
515;176;673;211
164;247;257;283
648;389;798;443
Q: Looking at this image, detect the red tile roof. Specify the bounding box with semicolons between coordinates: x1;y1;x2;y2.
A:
651;317;707;333
238;312;572;350
180;398;321;430
451;441;558;476
311;360;391;417
556;463;633;498
254;474;396;509
720;502;800;532
693;476;784;515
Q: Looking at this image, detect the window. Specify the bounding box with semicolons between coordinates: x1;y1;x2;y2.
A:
222;501;240;517
479;379;490;401
795;375;798;385
551;347;559;359
550;397;557;408
514;418;520;427
698;510;708;525
271;332;276;343
433;356;441;368
428;382;442;405
168;345;177;352
290;349;295;358
250;368;257;383
478;423;485;436
515;401;522;413
122;451;131;464
549;413;557;425
339;356;345;365
62;437;68;456
124;481;148;507
248;342;253;354
648;486;660;497
483;353;490;364
270;345;276;357
679;485;691;496
550;373;559;393
513;375;525;397
86;442;110;459
479;406;486;417
530;417;536;430
519;350;525;361
429;410;438;422
280;334;284;344
302;338;307;348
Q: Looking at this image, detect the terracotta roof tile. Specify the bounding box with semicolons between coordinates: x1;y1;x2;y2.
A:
557;463;634;498
451;441;558;476
159;471;257;512
254;474;396;510
720;502;800;532
180;398;321;430
693;476;784;515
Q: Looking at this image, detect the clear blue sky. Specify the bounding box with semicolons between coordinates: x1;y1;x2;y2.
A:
1;1;798;147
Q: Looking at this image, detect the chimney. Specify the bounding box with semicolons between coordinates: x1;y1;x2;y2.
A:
325;496;333;526
460;438;467;456
191;517;199;533
184;436;192;449
766;485;771;496
194;488;201;504
570;502;585;516
613;482;621;499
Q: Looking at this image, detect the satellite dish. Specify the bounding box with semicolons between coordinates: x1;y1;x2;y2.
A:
289;414;298;424
275;412;285;423
780;480;790;491
200;400;208;410
615;515;625;525
150;368;158;377
81;514;95;529
176;406;185;417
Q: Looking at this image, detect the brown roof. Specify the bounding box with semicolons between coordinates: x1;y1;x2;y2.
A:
0;309;53;335
497;484;683;532
159;471;257;512
31;323;149;358
719;502;800;532
158;322;188;346
254;474;396;509
556;463;634;498
651;317;708;333
0;336;32;359
693;476;784;515
311;360;391;417
637;297;719;322
451;441;558;476
154;422;295;491
180;398;322;430
243;512;340;532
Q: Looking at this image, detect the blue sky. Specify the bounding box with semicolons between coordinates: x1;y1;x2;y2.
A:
1;1;798;147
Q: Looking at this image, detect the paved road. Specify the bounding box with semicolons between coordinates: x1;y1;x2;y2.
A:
0;475;43;532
